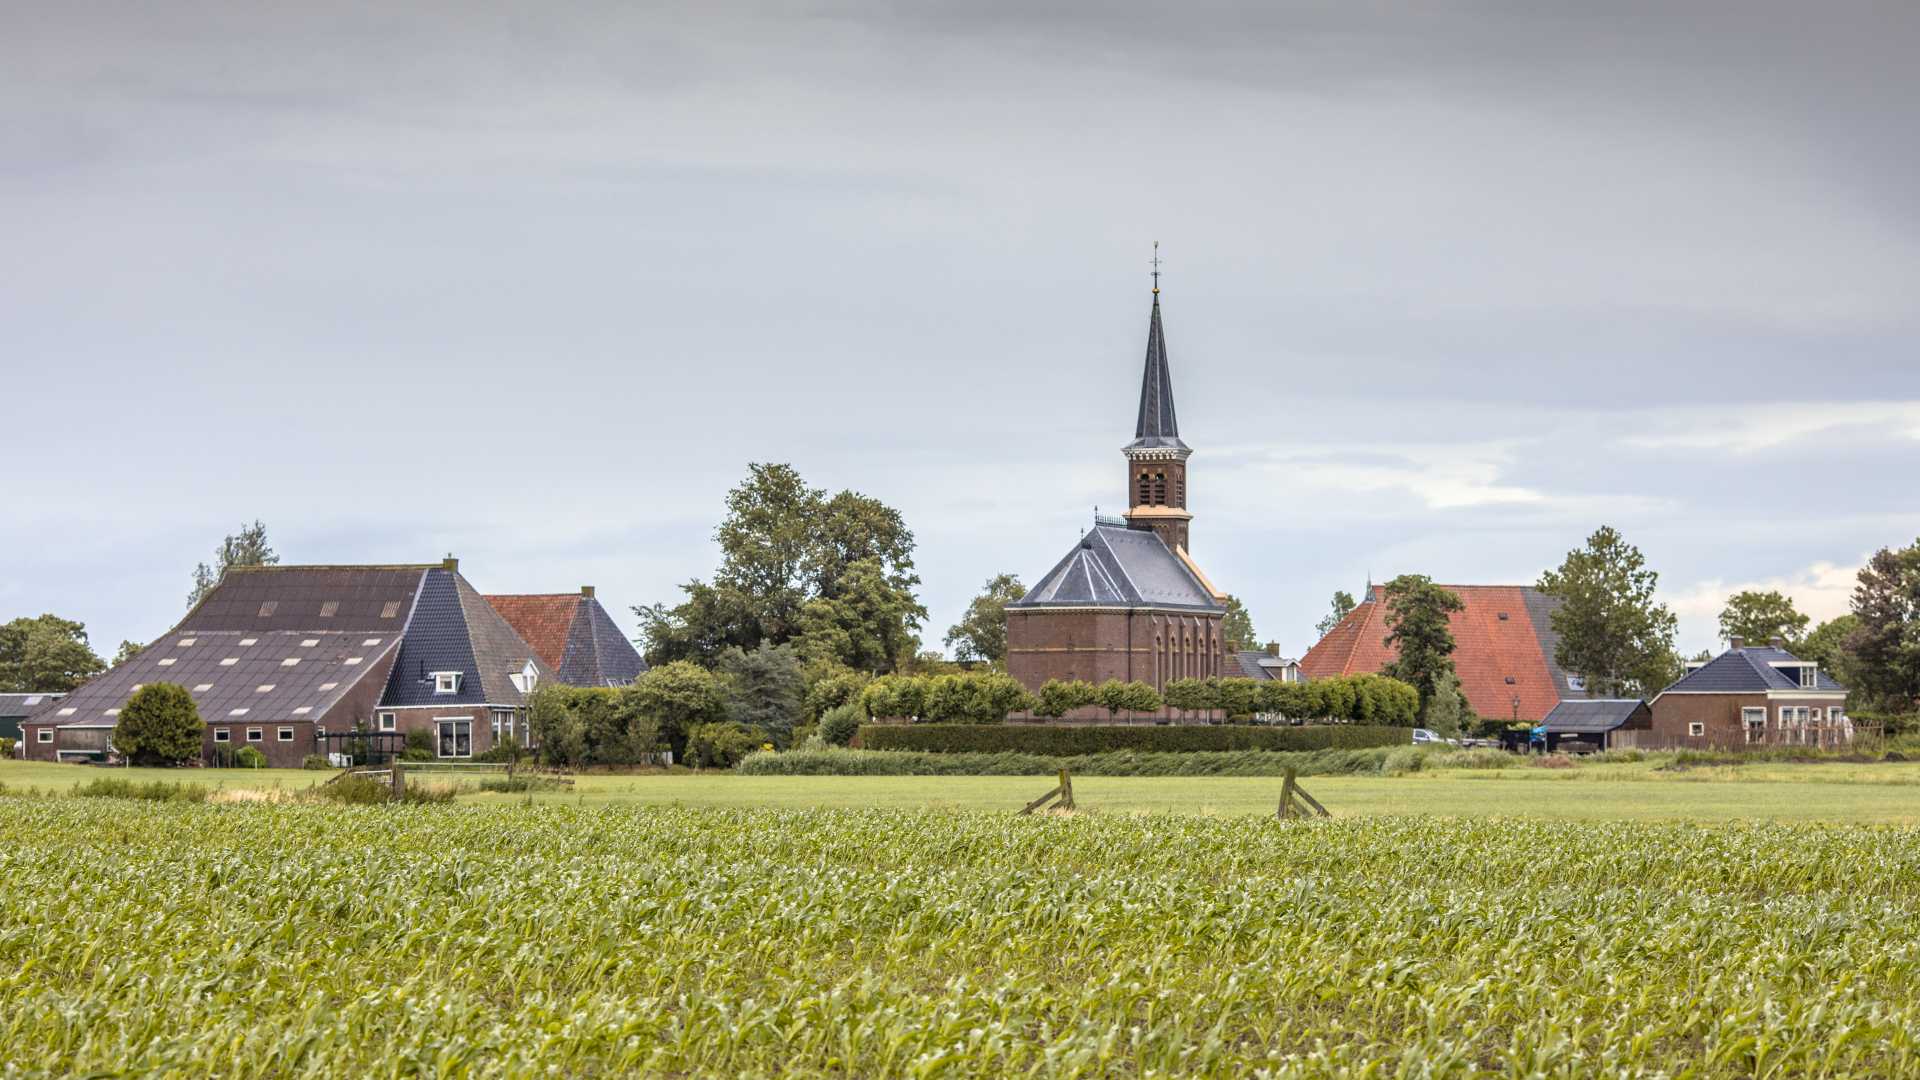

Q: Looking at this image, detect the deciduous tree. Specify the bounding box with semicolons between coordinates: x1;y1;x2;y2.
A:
1379;575;1465;721
1797;614;1863;688
1220;596;1259;653
1717;590;1809;647
1538;527;1680;698
1845;539;1920;711
188;520;278;607
944;573;1024;664
0;614;106;693
1315;590;1357;639
113;683;202;765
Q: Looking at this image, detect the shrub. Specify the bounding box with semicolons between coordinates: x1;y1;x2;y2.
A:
71;777;209;802
921;672;1034;724
686;721;759;769
319;775;394;804
717;642;804;747
803;668;870;722
857;723;1411;755
403;728;435;756
1033;679;1099;718
112;683;203;765
818;701;863;747
1215;678;1262;720
475;736;524;764
478;775;563;793
232;745;267;769
862;675;929;721
1096;680;1162;719
302;754;332;770
0;737;15;757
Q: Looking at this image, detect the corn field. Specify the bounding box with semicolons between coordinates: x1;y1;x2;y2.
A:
3;802;1919;1077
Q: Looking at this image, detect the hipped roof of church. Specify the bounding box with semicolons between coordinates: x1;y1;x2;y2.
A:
1008;523;1224;612
1126;294;1187;452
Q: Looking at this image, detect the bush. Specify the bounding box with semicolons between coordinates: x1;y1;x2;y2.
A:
232;745;267;769
818;701;863;747
0;737;15;757
858;723;1411;755
1033;679;1099;718
478;775;563;793
686;721;759;769
112;683;203;765
71;778;209;802
1096;680;1162;719
737;746;1414;777
804;668;870;722
403;728;435;756
301;754;332;770
717;642;804;746
922;672;1034;724
862;675;929;721
475;736;524;764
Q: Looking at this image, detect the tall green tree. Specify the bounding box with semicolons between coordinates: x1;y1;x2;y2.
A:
628;661;729;760
1315;590;1357;639
112;640;143;666
1797;614;1862;687
637;464;925;671
1718;590;1809;647
0;614;106;693
1844;539;1920;711
1220;595;1259;653
188;519;278;607
1538;527;1681;697
716;642;804;747
944;573;1025;664
1378;575;1465;721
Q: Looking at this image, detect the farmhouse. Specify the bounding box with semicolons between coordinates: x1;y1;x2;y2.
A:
1;692;61;747
485;586;646;688
1648;637;1850;748
1004;279;1229;719
1300;584;1580;723
22;559;559;766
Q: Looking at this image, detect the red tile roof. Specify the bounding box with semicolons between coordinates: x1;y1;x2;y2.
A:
1299;585;1571;722
483;594;582;673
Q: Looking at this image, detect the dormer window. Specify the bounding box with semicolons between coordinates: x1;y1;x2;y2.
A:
508;660;539;695
1799;664;1817;689
432;671;462;695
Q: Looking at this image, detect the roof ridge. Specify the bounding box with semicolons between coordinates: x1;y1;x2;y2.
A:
224;563;442;572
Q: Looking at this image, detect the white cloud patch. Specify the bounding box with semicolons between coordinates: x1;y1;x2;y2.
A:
1624;403;1920;454
1663;559;1861;649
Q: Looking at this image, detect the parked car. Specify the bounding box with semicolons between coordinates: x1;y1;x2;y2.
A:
1412;728;1446;746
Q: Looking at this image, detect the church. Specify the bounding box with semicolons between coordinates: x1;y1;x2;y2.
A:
1004;277;1229;720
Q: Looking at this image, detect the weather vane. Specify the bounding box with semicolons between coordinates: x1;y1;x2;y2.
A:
1150;240;1162;294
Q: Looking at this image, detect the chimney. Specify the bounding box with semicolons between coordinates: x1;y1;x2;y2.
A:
1729;635;1745;650
580;585;595;598
1769;635;1785;649
442;555;459;573
1265;641;1280;657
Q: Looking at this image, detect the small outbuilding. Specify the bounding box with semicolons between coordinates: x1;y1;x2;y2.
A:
1540;698;1652;753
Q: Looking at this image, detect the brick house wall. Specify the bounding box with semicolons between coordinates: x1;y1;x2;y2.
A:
1650;693;1850;749
202;719;316;768
1006;607;1225;722
370;704;520;758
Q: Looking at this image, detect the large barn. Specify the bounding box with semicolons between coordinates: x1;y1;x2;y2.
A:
22;559;559;766
1004;281;1229;719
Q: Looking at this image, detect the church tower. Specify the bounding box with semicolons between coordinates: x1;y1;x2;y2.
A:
1122;274;1193;553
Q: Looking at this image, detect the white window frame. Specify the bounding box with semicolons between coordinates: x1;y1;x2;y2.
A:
1779;706;1792;729
277;727;294;742
213;728;231;743
37;729;53;744
1829;706;1846;723
1741;707;1766;743
378;711;396;732
1688;721;1705;737
436;718;473;759
433;671;462;695
245;727;263;743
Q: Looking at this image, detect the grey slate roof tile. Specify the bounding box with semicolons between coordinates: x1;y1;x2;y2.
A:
1542;698;1651;733
1010;524;1222;612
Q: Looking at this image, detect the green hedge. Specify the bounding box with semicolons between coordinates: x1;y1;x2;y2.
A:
737;746;1411;777
856;723;1410;755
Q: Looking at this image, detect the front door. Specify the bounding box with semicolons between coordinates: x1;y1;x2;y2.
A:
436;718;471;758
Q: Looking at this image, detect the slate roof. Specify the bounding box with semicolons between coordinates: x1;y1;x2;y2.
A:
486;591;648;688
1658;645;1847;695
1233;650;1300;681
1542;698;1651;734
0;693;61;720
1126;293;1189;452
1300;584;1578;722
182;565;431;633
381;568;554;708
38;631;402;730
1009;524;1223;612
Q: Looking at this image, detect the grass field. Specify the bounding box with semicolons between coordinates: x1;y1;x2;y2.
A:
4;800;1920;1076
8;757;1920;822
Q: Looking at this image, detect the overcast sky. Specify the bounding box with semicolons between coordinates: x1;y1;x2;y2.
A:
5;1;1918;662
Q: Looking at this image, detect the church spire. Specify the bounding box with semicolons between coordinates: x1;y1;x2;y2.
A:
1128;248;1187;452
1122;246;1194;552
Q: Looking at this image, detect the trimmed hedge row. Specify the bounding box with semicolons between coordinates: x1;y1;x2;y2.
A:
737;746;1410;777
857;723;1410;755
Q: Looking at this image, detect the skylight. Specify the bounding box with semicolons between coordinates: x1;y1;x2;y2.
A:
317;682;338;692
178;638;196;647
292;706;313;716
256;685;275;693
157;658;176;667
229;708;250;716
219;658;238;666
56;707;76;716
380;601;402;619
300;639;319;648
105;709;119;717
193;684;213;692
239;638;258;647
258;601;277;617
281;658;300;667
319;601;339;618
362;638;381;646
344;657;363;666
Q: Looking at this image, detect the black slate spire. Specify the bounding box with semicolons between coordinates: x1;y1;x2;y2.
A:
1128;287;1187;450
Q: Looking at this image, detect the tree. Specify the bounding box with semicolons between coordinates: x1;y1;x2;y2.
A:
860;675;929;721
1379;575;1465;721
716;642;804;747
817;701;864;746
1161;677;1218;713
1797;614;1862;688
1095;679;1162;719
1220;596;1259;653
1033;679;1098;719
1718;590;1810;647
1538;527;1681;698
1845;539;1920;711
1423;674;1464;738
0;614;106;693
113;683;203;765
944;573;1025;664
638;464;925;671
629;661;728;760
112;640;143;666
1315;591;1357;639
188;519;278;607
921;672;1033;724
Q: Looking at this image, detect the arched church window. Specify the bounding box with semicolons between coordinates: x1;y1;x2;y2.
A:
1151;472;1167;503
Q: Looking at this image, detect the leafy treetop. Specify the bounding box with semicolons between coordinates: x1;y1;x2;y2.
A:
1538;526;1680;698
0;614;106;693
1717;590;1809;647
188;519;278;608
944;573;1025;664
